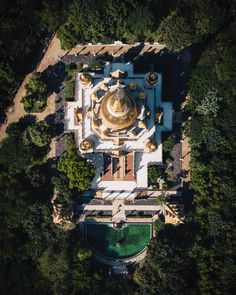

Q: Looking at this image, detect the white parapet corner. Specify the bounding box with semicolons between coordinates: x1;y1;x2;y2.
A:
114;41;123;45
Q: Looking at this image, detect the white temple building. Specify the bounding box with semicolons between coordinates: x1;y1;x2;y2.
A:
65;62;173;199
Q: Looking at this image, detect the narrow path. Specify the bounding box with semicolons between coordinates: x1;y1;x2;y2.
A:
0;36;67;141
181;100;191;181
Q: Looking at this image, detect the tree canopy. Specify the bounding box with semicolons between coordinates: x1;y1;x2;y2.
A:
57;149;96;191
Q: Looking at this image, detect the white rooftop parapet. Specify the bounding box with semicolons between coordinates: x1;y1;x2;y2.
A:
114;41;123;45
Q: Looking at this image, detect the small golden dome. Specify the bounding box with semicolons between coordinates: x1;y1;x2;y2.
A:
80;139;93;151
139;92;146;99
129;83;137;90
80;73;91;85
146;72;158;85
145;139;157;152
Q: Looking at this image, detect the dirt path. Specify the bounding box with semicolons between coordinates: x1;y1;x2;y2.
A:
181;100;191;181
0;36;67;141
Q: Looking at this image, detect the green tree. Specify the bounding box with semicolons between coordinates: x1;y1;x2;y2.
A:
57;149;95;191
155;11;195;51
26;165;47;187
23;121;51;147
196;88;223;117
52;173;75;204
22;72;48;112
38;249;69;282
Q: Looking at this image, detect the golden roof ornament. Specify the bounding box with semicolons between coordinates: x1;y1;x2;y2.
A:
80;73;91;85
92;120;99;128
91;92;98;101
145;139;157;152
129;82;137;90
138;120;146;129
129;130;137;137
146;72;158;85
76;107;83;121
87;106;93;117
101;130;108;137
155;110;163;123
111;69;125;78
100;83;109;91
116;79;123;86
80;139;93;152
139;92;146;99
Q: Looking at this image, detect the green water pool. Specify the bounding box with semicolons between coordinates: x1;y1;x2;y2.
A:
86;223;151;259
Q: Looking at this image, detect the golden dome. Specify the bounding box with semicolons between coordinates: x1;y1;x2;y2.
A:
80;139;93;151
146;72;158;85
80;73;91;85
99;87;138;131
129;82;137;90
145;139;157;152
139;92;146;99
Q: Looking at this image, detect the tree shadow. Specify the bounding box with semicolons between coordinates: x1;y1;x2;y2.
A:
124;43;145;62
42;61;66;95
18;114;37;126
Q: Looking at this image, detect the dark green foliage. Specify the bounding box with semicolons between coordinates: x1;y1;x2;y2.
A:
26;164;47;187
58;149;96;191
57;0;152;49
185;20;236;294
156;11;195;51
155;0;232;51
135;223;196;295
0;0;67;114
163;132;176;156
22;72;48;112
23;121;51;147
64;132;76;150
148;165;163;187
52;173;75;204
64;66;76;101
87;59;104;71
64;78;75;101
0;130;35;174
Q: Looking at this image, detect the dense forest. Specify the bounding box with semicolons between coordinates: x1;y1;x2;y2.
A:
0;0;236;294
